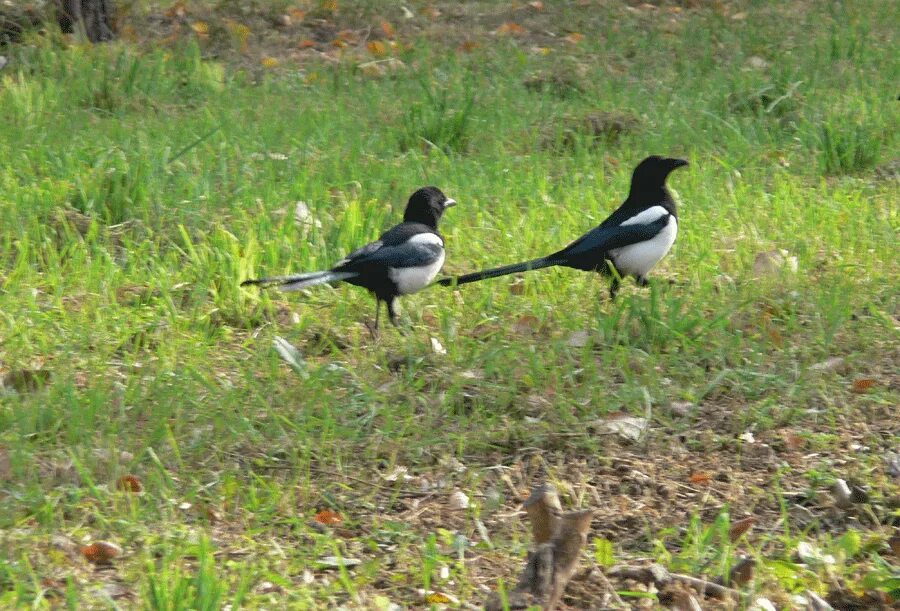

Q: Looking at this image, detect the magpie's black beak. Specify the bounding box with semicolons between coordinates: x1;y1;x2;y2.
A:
669;158;689;169
443;198;457;208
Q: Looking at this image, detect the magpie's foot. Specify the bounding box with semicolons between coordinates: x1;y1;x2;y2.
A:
364;320;380;341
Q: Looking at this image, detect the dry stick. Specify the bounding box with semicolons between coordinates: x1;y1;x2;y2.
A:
485;485;594;611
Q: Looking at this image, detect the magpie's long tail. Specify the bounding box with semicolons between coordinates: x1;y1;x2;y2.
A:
437;257;557;287
241;270;357;292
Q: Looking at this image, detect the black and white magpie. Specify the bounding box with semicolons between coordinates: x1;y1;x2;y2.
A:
242;186;456;329
438;156;687;298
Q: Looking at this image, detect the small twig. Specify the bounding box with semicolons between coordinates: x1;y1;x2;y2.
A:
596;569;627;609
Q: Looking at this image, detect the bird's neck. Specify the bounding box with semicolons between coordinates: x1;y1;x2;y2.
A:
403;211;439;230
626;185;675;213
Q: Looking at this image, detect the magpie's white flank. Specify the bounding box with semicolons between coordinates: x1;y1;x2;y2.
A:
439;155;687;298
242;187;456;330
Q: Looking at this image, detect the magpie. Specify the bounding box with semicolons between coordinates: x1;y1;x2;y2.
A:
438;156;687;298
242;187;456;330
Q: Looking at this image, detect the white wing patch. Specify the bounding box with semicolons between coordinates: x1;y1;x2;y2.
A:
406;233;444;247
609;214;677;278
619;205;669;227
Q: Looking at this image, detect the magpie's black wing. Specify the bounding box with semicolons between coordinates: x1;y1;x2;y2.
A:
334;222;442;272
552;215;670;269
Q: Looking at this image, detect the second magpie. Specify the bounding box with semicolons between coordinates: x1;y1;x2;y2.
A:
438;155;687;298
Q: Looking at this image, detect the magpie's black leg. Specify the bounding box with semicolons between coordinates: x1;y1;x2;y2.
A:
636;276;649;288
387;298;408;335
365;298;381;341
609;277;621;300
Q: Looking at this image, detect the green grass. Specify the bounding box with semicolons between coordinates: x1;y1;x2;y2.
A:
1;0;898;608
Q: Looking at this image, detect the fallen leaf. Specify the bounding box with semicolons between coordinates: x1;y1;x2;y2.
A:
261;57;279;68
380;20;395;39
495;22;526;36
752;249;798;277
564;32;584;44
832;478;853;508
425;592;451;604
116;475;143;493
809;357;847;373
316;555;361;568
367;40;388;56
289;8;306;21
295;201;322;231
727;557;756;586
430;337;447;355
508;278;525;295
728;516;756;541
448;490;469;510
513;315;540;335
889;536;900;558
314;509;343;525
567;330;590;348
81;541;122;564
689;472;711;485
600;415;647;442
331;38;348;48
298;39;316;49
190;21;209;39
797;541;835;566
165;1;187;18
458;40;479;53
528;1;544;10
731;11;748;20
851;378;875;393
273;336;307;376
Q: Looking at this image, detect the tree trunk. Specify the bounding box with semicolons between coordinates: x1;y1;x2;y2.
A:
57;0;115;43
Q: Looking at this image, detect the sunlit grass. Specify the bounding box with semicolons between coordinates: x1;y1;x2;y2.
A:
0;0;897;607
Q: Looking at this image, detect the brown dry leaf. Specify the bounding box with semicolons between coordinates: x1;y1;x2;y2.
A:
289;8;306;21
380;20;395;39
81;541;122;564
336;29;358;43
190;21;209;40
458;40;479;53
331;38;348;48
314;509;343;525
513;315;540;335
367;40;388;56
225;20;251;52
851;378;876;393
528;1;545;10
321;0;338;12
728;516;756;541
508;279;525;295
564;32;584;44
298;39;316;49
116;475;143;493
165;1;187;18
783;431;804;450
425;592;452;604
495;22;526;36
688;472;711;485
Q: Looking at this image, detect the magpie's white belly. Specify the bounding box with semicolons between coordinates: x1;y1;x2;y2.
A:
389;250;446;295
609;215;677;278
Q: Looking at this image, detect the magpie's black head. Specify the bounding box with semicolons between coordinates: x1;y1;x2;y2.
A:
403;186;456;228
630;156;689;193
